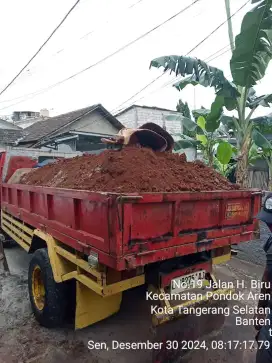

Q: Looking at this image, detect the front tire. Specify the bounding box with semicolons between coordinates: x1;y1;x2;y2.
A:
28;248;67;328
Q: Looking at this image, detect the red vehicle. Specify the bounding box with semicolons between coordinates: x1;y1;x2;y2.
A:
0;147;261;362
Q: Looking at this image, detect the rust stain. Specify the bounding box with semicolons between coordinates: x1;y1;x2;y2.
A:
225;202;249;219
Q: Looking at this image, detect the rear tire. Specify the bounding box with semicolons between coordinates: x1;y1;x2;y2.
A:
28;248;68;328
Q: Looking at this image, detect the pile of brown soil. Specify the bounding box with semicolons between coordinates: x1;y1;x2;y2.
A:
20;147;238;193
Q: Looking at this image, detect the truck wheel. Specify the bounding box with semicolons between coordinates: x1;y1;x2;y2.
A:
28;248;67;328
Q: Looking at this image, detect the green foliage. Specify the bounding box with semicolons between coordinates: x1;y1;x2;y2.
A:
248;144;263;165
230;0;272;88
217;141;233;165
205;96;224;132
176;99;196;138
252;129;272;151
247;88;272;108
253;115;272;134
150;55;239;99
213;157;236;177
192;108;210;120
173;134;199;151
176;99;191;118
167;110;234;168
150;0;272;186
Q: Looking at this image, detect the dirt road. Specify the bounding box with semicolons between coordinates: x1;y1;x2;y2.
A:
0;241;266;363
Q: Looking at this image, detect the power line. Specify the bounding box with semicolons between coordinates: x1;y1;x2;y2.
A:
204;43;231;62
5;41;231;116
80;0;145;40
0;0;201;110
111;0;250;114
111;74;166;115
206;47;231;62
0;0;81;98
112;45;232;114
186;0;250;55
113;47;233;113
0;0;146;105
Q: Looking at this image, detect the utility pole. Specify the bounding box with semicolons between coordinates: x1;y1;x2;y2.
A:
224;0;235;53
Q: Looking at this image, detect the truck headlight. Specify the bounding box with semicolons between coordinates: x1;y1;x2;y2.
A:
265;197;272;211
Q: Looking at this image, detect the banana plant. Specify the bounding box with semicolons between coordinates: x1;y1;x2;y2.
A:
252;129;272;190
214;140;234;176
213;157;235;177
214;143;262;180
150;0;272;187
173;134;199;152
168;114;233;168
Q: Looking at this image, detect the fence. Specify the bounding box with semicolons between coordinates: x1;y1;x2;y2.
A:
248;159;269;190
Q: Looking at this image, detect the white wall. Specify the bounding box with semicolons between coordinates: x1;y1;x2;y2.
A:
183;147;197;161
55;110;119;136
116;107;137;128
116;106;183;135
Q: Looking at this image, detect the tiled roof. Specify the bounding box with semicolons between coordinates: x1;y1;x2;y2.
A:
0;118;22;130
22;104;123;143
0;129;26;144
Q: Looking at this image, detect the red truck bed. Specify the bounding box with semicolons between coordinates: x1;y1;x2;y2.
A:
1;183;261;270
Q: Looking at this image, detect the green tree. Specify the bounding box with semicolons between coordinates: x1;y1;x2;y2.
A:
150;0;272;187
176;99;196;138
176;99;191;119
168;114;234;169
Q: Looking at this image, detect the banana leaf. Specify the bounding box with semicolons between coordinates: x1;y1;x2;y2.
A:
247;93;272;108
230;0;272;88
150;55;240;99
252;129;272;151
216;141;233;165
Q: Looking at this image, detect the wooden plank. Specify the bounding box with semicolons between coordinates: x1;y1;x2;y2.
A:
2;211;33;236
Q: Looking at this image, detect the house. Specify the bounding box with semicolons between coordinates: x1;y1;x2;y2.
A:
115;104;184;134
12;110;40;122
0;118;25;150
115;104;196;161
11;109;50;129
0;118;22;130
35;130;121;154
19;104;124;152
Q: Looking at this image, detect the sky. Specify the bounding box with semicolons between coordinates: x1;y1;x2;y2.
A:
0;0;271;120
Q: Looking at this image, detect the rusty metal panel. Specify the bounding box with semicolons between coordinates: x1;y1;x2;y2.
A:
1;183;261;271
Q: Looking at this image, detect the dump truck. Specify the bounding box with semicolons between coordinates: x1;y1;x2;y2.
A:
0;145;261;362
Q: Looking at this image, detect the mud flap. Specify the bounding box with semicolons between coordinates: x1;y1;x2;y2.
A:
149;279;232;363
152;299;227;363
75;281;122;329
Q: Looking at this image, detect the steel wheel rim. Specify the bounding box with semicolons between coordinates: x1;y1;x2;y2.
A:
32;265;45;310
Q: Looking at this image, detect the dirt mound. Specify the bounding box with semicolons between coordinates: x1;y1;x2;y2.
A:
20;147;238;193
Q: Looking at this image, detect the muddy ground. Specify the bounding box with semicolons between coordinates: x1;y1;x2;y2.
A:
0;227;269;363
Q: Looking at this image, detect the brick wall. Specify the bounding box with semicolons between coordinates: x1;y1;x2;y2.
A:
116;106;197;160
115;107;137;128
116;106;183;135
